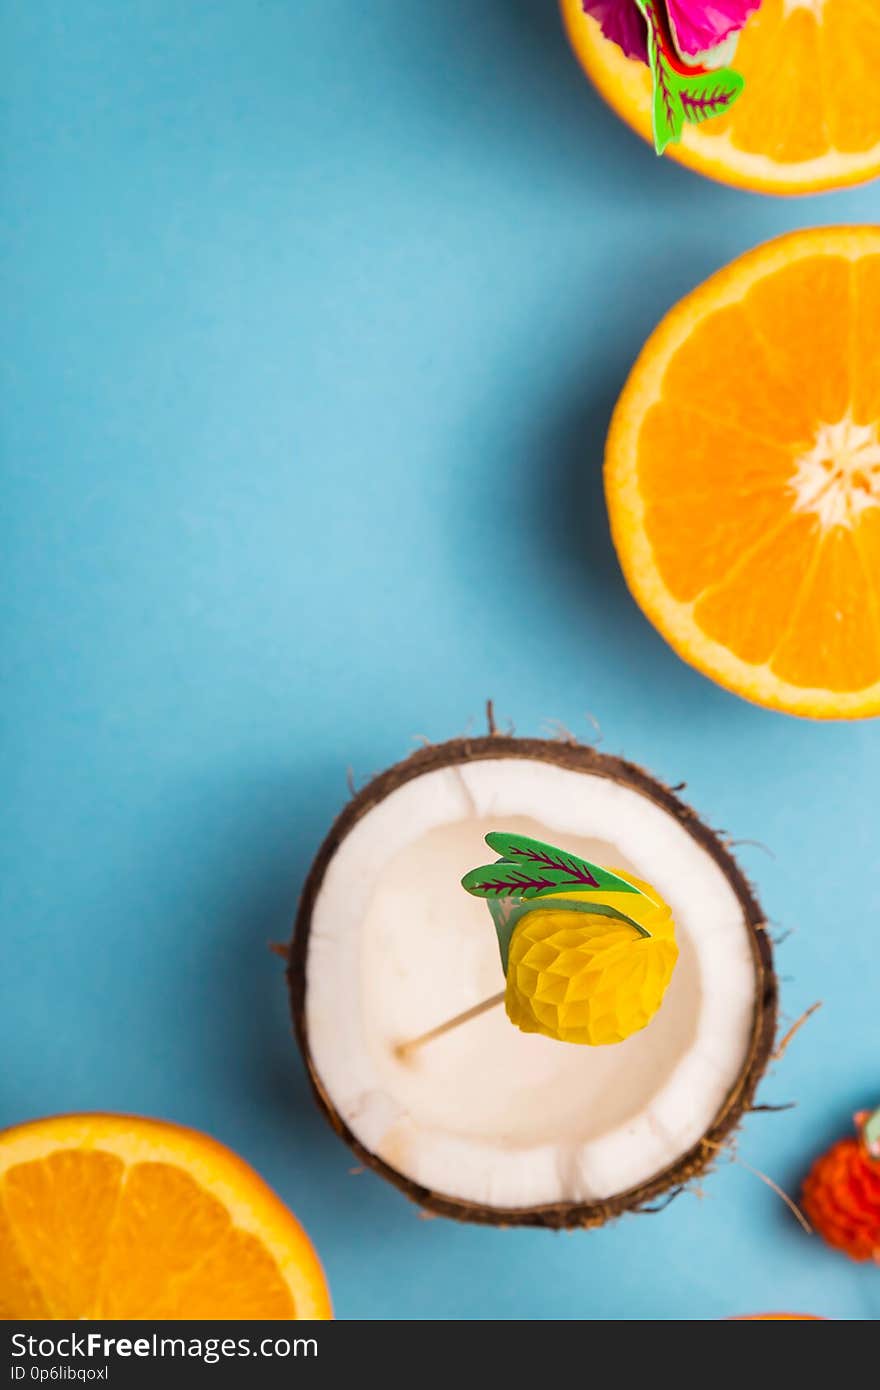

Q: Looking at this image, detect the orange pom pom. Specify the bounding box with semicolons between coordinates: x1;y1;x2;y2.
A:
802;1136;880;1263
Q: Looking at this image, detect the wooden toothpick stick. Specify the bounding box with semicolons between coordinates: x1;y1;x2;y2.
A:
395;991;505;1061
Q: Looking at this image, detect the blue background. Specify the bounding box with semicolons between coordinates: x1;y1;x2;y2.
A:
2;0;879;1321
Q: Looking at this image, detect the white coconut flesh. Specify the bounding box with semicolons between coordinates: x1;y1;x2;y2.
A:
304;757;759;1210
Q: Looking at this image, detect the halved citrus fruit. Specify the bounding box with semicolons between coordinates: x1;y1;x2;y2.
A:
561;0;880;194
0;1114;332;1319
605;226;880;719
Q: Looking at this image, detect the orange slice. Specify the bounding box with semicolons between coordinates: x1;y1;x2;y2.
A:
0;1114;332;1319
605;226;880;719
561;0;880;194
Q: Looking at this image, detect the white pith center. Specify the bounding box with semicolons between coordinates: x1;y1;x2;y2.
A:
790;417;880;529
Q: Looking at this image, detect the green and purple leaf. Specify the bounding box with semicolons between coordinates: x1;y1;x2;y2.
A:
651;37;684;152
677;67;744;125
462;832;641;900
465;832;654;972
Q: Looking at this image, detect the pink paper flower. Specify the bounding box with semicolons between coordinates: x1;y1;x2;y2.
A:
666;0;761;56
581;0;760;64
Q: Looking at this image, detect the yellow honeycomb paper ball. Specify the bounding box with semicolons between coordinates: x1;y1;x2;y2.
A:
504;872;678;1046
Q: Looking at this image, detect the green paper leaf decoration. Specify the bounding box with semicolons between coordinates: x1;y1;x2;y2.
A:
462;855;633;900
463;833;654;973
635;0;746;154
482;831;640;897
677;67;744;126
652;51;685;154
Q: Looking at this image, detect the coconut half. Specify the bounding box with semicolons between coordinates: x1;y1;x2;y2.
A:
288;734;777;1228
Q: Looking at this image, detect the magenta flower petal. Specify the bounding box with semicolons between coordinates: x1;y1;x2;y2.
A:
581;1;649;64
665;0;761;57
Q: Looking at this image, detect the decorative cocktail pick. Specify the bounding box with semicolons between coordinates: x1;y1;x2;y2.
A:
396;833;678;1058
581;0;757;153
802;1107;880;1263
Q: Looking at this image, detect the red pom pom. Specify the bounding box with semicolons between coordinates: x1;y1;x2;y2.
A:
802;1137;880;1263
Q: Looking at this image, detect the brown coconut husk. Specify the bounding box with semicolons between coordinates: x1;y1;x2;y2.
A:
287;728;778;1229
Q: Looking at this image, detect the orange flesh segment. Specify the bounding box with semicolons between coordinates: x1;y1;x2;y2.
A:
4;1149;125;1319
3;1153;294;1319
772;527;880;690
740;257;852;426
163;1229;301;1320
0;1120;329;1319
693;512;821;666
0;1203;49;1319
824;0;880;153
661;302;817;442
860;506;880;579
707;9;825;161
93;1164;295;1319
639;402;794;602
853;257;880;425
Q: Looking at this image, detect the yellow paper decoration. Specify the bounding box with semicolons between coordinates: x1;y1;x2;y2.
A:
504;872;678;1046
